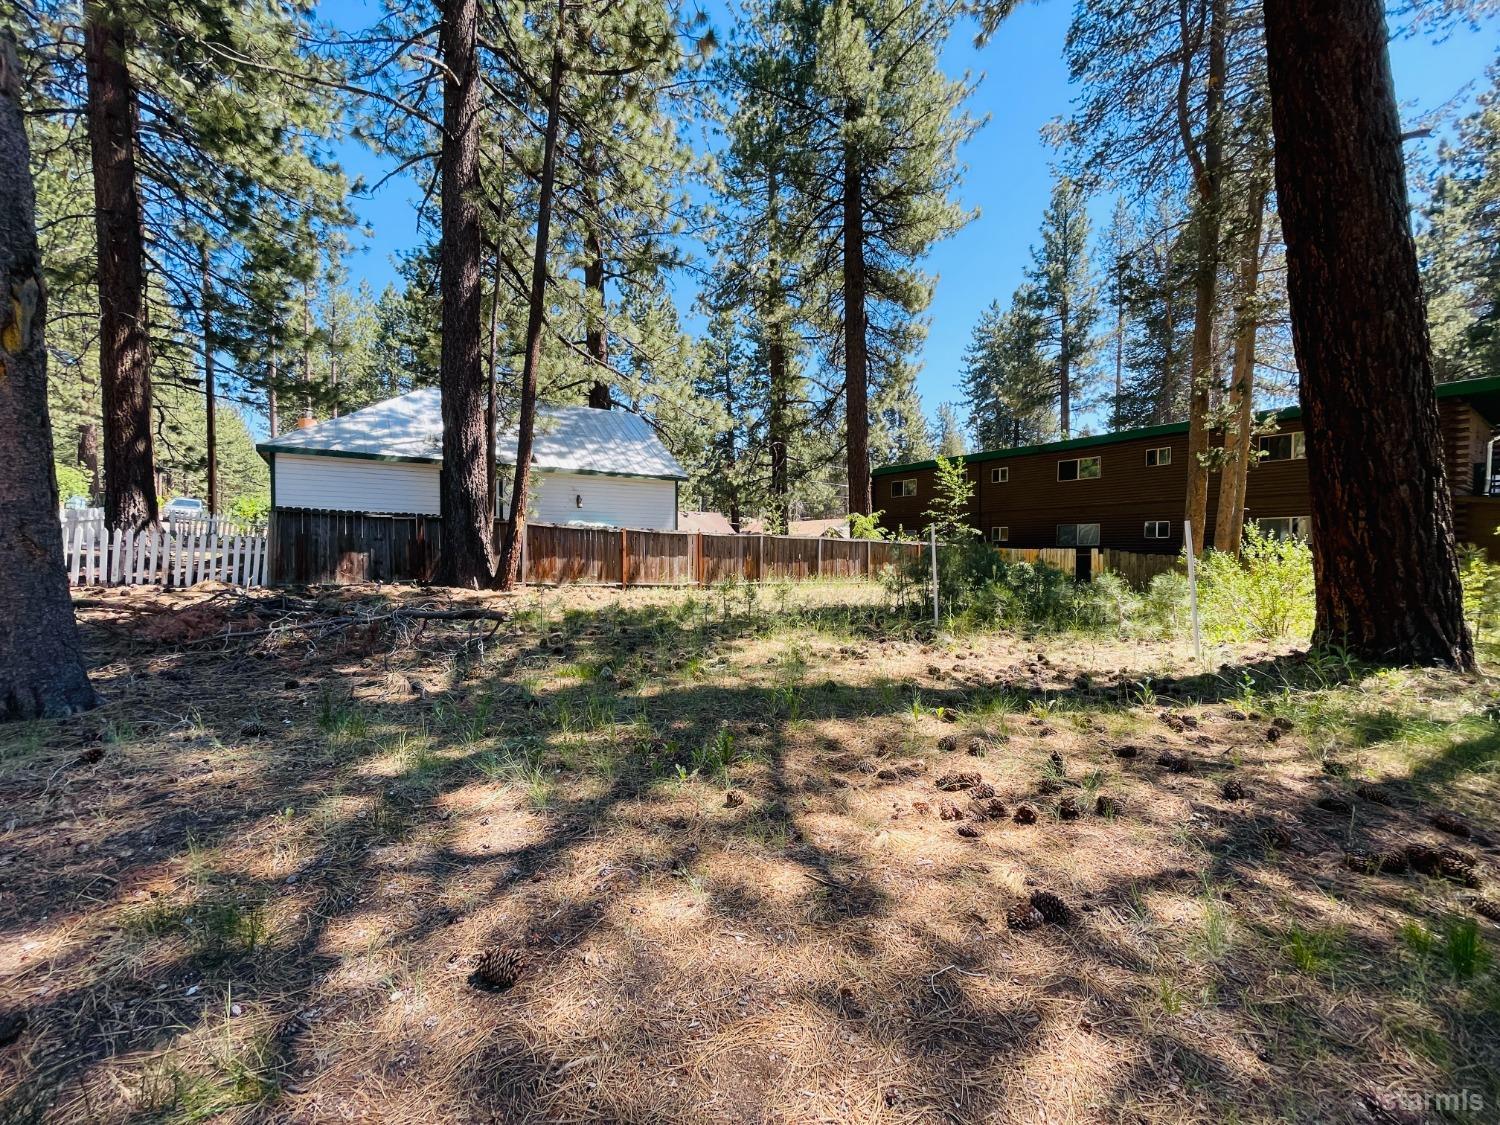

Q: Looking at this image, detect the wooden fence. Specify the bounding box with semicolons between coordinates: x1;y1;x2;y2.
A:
1088;547;1182;588
993;546;1077;577
269;508;931;587
61;515;268;588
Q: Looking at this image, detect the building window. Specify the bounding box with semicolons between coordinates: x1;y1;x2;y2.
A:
991;526;1009;543
1145;446;1172;467
1257;432;1306;462
1255;515;1309;540
1057;455;1102;482
990;466;1009;483
1144;520;1170;540
891;478;917;498
1057;523;1101;547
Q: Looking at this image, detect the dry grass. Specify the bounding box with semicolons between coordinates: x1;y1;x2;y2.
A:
1;580;1498;1123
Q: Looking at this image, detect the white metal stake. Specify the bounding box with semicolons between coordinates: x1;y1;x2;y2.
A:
1184;519;1203;662
929;525;939;627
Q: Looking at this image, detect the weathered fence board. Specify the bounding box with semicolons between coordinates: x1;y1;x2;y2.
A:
1089;548;1182;589
60;515;267;588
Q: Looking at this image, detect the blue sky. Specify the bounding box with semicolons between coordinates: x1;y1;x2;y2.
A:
321;1;1498;428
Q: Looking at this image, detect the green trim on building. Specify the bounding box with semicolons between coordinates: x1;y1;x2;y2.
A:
873;374;1500;478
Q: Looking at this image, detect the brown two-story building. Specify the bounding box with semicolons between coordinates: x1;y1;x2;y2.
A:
875;374;1500;559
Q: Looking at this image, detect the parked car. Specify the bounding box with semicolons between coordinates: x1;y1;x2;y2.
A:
62;495;92;511
163;497;206;520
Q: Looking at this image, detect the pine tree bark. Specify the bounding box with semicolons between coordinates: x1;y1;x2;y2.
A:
842;133;871;516
1263;0;1473;667
584;156;611;410
1;35;100;719
1213;175;1270;555
434;0;493;588
497;7;566;590
199;243;218;514
84;4;156;531
1181;0;1226;555
767;171;791;530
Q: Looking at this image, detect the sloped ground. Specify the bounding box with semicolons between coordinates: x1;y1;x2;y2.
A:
1;582;1498;1123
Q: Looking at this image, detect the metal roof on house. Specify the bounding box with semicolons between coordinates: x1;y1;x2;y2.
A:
256;387;688;480
874;374;1500;477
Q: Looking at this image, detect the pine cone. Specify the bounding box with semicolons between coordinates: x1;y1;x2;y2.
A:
956;824;980;838
1221;779;1249;802
1013;804;1038;825
937;735;958;753
1469;897;1500;923
1111;744;1140;759
1344;849;1408;876
471;946;525;991
1158;753;1193;774
1057;796;1082;821
1354;783;1393;806
1406;844;1479;886
972;797;1008;820
938;801;964;821
1005;901;1044;931
936;771;981;792
1431;811;1472;838
1314;794;1353;816
724;790;746;808
1094;795;1121;817
1030;890;1072;926
1048;750;1066;774
1037;778;1063;796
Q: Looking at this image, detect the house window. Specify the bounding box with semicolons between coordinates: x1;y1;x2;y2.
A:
891;478;917;498
1057;523;1101;547
1145;446;1172;467
1257;432;1306;461
1057;455;1102;481
991;526;1009;543
990;466;1009;484
1144;520;1170;540
1255;515;1309;540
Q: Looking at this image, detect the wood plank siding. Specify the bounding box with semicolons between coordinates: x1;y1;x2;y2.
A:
877;385;1500;555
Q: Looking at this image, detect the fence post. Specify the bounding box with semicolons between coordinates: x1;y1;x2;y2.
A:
696;531;704;586
1184;519;1203;662
757;533;764;583
817;536;823;579
864;537;872;578
929;525;939;627
620;527;629;588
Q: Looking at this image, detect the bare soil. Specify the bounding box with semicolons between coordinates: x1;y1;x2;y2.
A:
1;582;1497;1123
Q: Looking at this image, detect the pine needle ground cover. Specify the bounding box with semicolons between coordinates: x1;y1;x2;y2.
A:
1;582;1498;1123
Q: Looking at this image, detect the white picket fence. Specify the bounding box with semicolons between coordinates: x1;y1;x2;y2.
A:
60;515;268;588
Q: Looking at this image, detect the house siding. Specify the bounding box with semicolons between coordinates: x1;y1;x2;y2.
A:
877;396;1493;552
528;472;677;530
274;453;442;516
272;453;678;530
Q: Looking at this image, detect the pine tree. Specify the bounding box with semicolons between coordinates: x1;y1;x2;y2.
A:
0;32;98;719
933;402;965;456
961;296;1055;448
797;0;978;514
1421;64;1500;382
1023;176;1099;437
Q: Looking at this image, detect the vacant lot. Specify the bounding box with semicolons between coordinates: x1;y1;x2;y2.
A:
1;581;1497;1123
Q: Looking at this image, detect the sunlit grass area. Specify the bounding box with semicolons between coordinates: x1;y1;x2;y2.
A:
0;580;1497;1122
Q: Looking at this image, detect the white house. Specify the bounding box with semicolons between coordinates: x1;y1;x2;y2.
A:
256;388;686;530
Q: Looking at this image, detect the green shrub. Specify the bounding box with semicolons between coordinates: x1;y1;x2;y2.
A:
1460;550;1500;642
1198;528;1315;643
1139;571;1191;639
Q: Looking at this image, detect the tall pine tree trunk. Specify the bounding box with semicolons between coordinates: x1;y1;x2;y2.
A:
84;4;156;531
1058;288;1072;438
1213;175;1270;556
1;35;99;719
498;7;566;590
267;352;279;438
199;243;218;514
434;0;493;587
486;244;501;517
1181;0;1226;555
584;155;611;410
767;171;790;530
1263;0;1473;667
842;134;871;515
